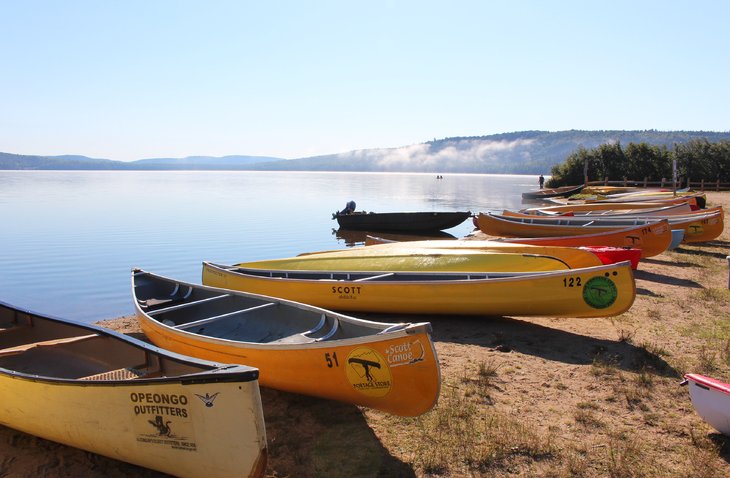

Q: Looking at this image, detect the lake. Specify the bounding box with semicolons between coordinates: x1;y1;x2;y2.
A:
0;171;540;322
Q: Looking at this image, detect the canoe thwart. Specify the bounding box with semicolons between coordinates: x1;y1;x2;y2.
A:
378;323;411;334
174;302;277;330
354;272;395;282
0;333;100;357
147;294;230;316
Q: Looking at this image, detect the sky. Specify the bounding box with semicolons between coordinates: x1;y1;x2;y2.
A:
1;1;728;161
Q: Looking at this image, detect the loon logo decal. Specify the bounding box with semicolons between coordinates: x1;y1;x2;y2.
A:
195;392;220;408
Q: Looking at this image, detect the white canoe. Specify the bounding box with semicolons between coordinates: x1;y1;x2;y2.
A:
683;373;730;436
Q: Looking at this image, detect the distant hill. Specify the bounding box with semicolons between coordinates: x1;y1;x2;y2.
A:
132;155;282;169
3;130;729;173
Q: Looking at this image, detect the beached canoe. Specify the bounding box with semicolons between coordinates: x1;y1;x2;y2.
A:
360;237;639;269
238;247;590;272
338;239;607;266
515;202;694;217
585;191;706;208
133;269;440;417
0;300;267;478
519;201;697;215
545;194;703;208
490;222;672;258
476;210;724;243
202;261;636;318
521;184;584;200
682;373;730;436
332;211;472;232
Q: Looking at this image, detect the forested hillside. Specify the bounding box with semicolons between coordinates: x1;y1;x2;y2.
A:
2;130;729;173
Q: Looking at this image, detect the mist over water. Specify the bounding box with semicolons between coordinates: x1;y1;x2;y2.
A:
0;171;540;322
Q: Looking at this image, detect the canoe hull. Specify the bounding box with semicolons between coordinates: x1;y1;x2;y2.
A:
684;374;730;436
202;261;636;318
334;211;471;232
136;316;440;417
0;373;267;477
243;246;600;272
521;184;584;199
477;211;724;245
494;222;672;258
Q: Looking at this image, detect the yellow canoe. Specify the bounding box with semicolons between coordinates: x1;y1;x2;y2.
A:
301;241;604;269
476;211;724;244
238;247;587;272
133;269;440;417
0;300;267;478
202;261;636;318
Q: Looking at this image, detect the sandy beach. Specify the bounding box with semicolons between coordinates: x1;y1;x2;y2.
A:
1;192;728;477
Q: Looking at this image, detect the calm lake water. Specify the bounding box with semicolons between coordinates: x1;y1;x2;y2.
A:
0;171;540;322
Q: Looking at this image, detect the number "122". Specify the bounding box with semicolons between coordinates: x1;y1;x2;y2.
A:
563;277;582;287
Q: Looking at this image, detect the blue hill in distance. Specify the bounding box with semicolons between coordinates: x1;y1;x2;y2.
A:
2;130;729;174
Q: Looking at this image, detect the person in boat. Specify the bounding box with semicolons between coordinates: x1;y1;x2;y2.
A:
538;174;545;189
339;200;356;215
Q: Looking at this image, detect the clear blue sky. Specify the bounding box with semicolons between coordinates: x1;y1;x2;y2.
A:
1;1;728;161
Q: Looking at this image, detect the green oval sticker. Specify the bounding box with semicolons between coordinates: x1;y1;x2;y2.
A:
582;276;618;309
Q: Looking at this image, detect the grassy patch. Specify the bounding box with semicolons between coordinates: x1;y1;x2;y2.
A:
411;379;557;475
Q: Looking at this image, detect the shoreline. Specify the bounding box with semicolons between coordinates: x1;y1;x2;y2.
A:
1;192;728;477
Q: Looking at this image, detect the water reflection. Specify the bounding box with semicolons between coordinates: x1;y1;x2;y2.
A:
332;229;458;247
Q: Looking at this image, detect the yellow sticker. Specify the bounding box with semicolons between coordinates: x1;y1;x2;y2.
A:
346;347;392;397
686;222;704;236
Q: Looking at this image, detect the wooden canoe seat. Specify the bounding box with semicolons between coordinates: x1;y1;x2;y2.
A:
0;334;99;357
79;366;146;381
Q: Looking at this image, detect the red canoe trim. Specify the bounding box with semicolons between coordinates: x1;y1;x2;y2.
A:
685;373;730;395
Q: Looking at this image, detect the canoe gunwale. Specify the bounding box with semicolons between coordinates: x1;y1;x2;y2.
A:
205;260;634;286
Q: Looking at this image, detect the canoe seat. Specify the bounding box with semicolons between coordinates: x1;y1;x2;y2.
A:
0;334;99;357
79;366;146;381
270;315;339;344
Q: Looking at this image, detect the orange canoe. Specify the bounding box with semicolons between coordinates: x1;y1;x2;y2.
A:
476;209;723;244
486;221;673;258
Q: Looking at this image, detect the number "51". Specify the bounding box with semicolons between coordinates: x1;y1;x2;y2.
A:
325;352;340;368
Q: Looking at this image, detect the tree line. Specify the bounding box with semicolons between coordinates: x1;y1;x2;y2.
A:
547;139;730;187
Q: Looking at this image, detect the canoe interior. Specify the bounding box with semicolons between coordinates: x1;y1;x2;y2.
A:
134;272;396;344
0;303;223;381
223;265;536;282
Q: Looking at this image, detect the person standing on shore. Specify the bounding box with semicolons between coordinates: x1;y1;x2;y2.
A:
538;174;545;189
